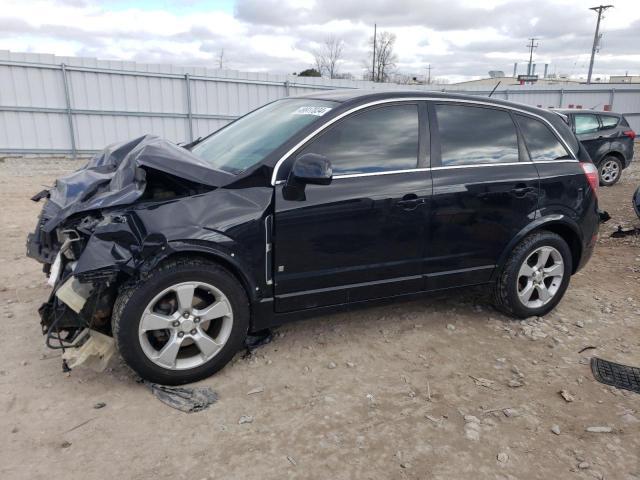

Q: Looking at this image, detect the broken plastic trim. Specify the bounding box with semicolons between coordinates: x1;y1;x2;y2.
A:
591;357;640;394
610;225;640;238
243;328;273;357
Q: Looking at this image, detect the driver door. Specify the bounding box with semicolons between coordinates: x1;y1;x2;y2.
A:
272;102;432;312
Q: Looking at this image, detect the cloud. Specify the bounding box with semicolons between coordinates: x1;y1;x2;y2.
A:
0;0;638;81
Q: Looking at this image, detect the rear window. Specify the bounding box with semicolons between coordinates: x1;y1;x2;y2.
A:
435;104;519;166
516;115;571;162
599;115;619;129
574;114;599;134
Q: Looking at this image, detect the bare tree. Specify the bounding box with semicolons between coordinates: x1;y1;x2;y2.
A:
313;36;344;78
367;31;398;82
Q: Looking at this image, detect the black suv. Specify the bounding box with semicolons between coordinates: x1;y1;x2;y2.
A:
27;91;600;384
557;109;635;186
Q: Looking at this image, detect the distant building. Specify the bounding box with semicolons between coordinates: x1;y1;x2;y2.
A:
451;76;580;87
609;75;640;83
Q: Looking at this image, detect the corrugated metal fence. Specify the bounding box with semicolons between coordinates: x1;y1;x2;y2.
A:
1;50;638;156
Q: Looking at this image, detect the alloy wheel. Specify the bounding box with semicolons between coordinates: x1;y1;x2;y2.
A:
516;246;564;309
138;281;233;370
600;159;620;184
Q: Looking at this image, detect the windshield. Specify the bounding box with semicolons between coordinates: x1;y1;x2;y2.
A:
191;98;338;174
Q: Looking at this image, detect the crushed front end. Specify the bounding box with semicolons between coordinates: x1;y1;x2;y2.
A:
25;134;233;359
27;207;146;351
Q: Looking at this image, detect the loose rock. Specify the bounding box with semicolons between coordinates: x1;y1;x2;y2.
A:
497;452;509;463
551;425;561;435
585;426;613;433
238;415;254;425
559;389;575;402
327;361;337;369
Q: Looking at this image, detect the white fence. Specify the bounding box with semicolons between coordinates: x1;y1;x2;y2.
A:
1;50;639;156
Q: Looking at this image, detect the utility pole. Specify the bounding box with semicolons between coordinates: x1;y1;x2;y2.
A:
526;38;538;76
587;5;613;84
426;64;431;84
372;23;377;82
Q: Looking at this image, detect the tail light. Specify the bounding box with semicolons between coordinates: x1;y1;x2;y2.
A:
581;162;599;197
623;130;636;140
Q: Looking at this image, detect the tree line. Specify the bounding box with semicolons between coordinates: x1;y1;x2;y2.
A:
299;30;399;82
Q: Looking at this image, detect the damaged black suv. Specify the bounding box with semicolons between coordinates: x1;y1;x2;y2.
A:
27;91;600;384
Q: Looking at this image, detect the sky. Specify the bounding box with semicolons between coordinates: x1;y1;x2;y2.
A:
1;0;639;82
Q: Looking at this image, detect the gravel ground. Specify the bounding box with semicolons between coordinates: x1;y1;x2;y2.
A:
1;148;639;480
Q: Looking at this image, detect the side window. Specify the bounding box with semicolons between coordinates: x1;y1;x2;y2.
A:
516;115;571;161
599;115;619;129
574;114;599;134
435;104;519;166
299;104;419;175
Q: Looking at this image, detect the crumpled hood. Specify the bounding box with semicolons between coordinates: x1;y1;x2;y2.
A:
41;135;234;232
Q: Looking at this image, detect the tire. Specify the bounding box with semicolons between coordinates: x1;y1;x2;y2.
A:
493;231;572;319
598;155;623;186
112;257;249;385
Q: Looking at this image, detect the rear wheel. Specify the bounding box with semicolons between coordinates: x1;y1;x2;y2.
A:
112;258;249;385
493;231;572;318
598;156;623;186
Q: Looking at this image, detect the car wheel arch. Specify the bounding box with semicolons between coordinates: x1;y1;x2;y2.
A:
158;243;258;303
494;217;583;279
597;150;624;166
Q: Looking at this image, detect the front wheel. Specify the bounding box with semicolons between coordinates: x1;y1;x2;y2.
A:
493;231;572;318
112;258;249;385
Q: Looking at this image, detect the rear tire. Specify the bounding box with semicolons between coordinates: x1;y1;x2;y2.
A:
598;155;623;186
112;257;249;385
493;231;572;318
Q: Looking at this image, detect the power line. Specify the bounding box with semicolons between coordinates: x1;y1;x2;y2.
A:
587;5;613;83
526;38;538;76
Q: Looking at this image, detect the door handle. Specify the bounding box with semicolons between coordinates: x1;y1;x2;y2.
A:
397;194;426;210
510;185;535;197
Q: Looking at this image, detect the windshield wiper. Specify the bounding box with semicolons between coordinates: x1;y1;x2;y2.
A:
180;137;204;150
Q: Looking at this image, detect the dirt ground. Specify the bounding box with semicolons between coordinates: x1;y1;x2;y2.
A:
1;149;639;480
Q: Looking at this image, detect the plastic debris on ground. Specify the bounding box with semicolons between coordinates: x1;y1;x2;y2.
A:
142;381;218;413
62;329;116;372
243;328;274;357
610;225;640;238
591;357;640;394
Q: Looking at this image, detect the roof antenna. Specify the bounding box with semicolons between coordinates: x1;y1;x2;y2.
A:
488;81;501;98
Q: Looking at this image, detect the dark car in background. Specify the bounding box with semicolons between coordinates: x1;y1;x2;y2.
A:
557;109;635;186
27;91;601;384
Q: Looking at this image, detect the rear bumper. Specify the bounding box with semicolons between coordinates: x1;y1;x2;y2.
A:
576;234;596;272
575;207;607;272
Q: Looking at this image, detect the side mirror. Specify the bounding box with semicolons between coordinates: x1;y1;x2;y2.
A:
289;153;332;186
283;153;332;201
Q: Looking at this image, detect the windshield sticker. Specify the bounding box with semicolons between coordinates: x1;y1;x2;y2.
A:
292;106;332;116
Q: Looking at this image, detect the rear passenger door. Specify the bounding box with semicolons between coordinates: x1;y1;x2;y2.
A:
514;113;583;226
426;102;539;289
573;113;602;160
